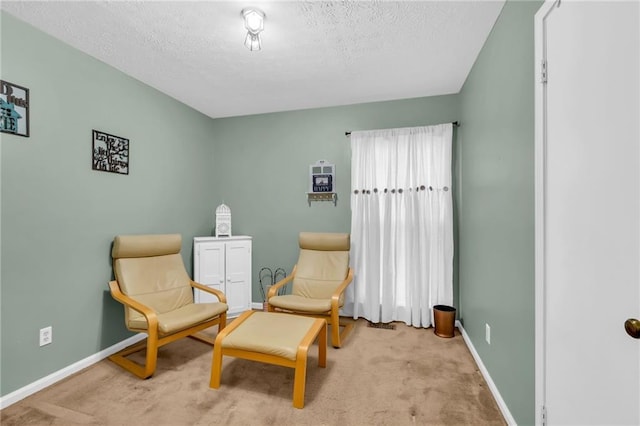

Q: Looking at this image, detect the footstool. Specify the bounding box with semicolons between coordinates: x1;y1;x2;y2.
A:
209;310;327;408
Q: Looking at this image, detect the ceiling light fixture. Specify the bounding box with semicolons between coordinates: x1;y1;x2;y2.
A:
242;8;265;51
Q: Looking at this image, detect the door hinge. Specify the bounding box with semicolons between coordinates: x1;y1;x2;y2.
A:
541;60;548;84
541;405;547;426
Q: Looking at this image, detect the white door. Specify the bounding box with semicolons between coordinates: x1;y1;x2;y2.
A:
225;241;251;316
196;242;225;302
536;1;640;425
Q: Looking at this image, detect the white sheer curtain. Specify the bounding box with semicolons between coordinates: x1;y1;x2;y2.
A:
344;124;454;328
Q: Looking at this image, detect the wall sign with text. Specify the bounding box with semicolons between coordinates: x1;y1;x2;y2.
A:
92;130;130;175
309;160;335;193
0;80;30;137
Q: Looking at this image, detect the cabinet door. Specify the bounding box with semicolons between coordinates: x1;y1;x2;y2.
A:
225;240;251;316
195;242;225;303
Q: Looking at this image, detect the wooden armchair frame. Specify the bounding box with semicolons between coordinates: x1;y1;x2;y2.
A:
267;266;354;348
108;280;227;379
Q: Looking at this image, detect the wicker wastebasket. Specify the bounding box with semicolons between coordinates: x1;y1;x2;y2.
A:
433;305;456;338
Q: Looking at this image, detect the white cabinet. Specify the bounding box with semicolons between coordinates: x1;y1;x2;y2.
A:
193;236;252;318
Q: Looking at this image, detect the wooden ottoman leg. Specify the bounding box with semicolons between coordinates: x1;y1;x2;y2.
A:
293;349;308;409
209;343;223;389
209;310;252;390
209;334;226;389
292;319;326;408
318;321;327;368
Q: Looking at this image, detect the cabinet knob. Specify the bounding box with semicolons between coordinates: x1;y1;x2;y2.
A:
219;279;224;284
227;276;232;281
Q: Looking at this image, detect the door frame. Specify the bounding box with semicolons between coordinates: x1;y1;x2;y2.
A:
534;1;560;425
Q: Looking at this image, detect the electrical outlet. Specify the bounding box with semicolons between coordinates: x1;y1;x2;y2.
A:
485;323;491;345
39;326;52;346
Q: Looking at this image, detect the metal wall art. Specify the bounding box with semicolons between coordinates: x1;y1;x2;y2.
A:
92;130;129;175
0;80;30;137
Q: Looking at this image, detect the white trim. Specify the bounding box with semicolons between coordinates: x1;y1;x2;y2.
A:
457;321;517;426
534;1;559;425
251;302;264;310
0;333;146;410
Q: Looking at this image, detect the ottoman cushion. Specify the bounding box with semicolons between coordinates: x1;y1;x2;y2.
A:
221;312;318;361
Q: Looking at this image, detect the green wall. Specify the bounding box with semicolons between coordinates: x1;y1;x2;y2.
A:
458;1;542;425
209;96;460;304
0;12;218;395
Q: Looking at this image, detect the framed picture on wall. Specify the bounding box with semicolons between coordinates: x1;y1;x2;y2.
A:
312;174;333;192
0;80;30;137
309;160;335;193
92;130;129;175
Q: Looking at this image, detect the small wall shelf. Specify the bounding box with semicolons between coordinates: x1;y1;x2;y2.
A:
307;192;337;206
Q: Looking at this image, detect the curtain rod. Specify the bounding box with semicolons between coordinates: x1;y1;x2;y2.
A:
345;121;459;136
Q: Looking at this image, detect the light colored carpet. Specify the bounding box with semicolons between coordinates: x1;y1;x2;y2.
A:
1;318;506;425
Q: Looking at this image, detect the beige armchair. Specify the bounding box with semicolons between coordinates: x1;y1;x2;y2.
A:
108;234;228;379
267;232;354;348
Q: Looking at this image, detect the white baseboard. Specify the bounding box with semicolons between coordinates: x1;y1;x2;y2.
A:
0;333;146;410
251;302;264;310
456;321;517;426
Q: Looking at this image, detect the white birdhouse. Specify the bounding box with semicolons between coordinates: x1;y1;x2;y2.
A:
215;204;232;237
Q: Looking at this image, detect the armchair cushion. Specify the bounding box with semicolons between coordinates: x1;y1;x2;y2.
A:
112;233;182;258
293;250;349;301
112;234;197;329
298;232;350;251
268;294;336;314
129;301;228;335
115;253;195;326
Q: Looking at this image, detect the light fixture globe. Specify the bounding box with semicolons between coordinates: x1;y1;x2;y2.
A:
241;8;265;51
242;9;264;34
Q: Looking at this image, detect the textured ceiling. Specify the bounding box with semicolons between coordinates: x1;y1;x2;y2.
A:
1;1;505;119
